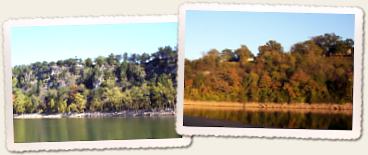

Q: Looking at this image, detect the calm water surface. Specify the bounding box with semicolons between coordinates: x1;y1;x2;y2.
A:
14;116;179;143
184;106;352;130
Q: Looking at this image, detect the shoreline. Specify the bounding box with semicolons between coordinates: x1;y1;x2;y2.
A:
14;110;175;119
184;100;353;111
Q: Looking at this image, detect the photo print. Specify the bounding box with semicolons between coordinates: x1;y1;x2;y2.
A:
176;3;363;139
4;15;191;151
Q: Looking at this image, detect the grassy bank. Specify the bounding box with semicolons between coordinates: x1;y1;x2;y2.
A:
184;100;352;110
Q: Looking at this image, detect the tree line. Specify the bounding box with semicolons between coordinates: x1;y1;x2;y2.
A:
184;33;354;104
13;46;177;114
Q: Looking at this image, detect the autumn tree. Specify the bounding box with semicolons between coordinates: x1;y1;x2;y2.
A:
184;34;353;104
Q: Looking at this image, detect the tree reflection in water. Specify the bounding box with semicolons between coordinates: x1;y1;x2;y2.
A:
184;106;352;130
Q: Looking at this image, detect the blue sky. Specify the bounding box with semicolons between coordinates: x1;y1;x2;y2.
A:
185;10;355;60
11;22;177;66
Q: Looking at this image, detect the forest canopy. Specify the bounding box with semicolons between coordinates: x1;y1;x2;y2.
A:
12;46;177;114
184;33;354;104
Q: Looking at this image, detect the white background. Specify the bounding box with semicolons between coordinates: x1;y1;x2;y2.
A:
0;0;367;155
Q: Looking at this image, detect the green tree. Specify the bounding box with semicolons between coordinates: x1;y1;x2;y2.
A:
13;89;29;114
73;93;86;112
90;96;103;112
67;104;79;113
57;99;67;113
106;87;124;111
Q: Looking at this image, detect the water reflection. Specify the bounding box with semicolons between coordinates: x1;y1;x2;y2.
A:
14;116;180;143
184;106;352;130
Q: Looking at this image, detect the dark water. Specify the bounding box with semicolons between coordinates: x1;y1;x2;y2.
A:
14;116;180;143
184;107;352;130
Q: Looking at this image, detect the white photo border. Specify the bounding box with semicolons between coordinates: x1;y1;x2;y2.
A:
3;15;192;152
176;3;364;140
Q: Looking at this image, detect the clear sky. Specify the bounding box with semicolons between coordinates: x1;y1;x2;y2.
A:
11;22;177;66
185;10;355;60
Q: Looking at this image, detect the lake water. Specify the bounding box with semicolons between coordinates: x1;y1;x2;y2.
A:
184;106;352;130
14;116;180;143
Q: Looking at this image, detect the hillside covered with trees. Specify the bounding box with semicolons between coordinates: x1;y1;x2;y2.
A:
13;46;177;114
184;33;354;104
